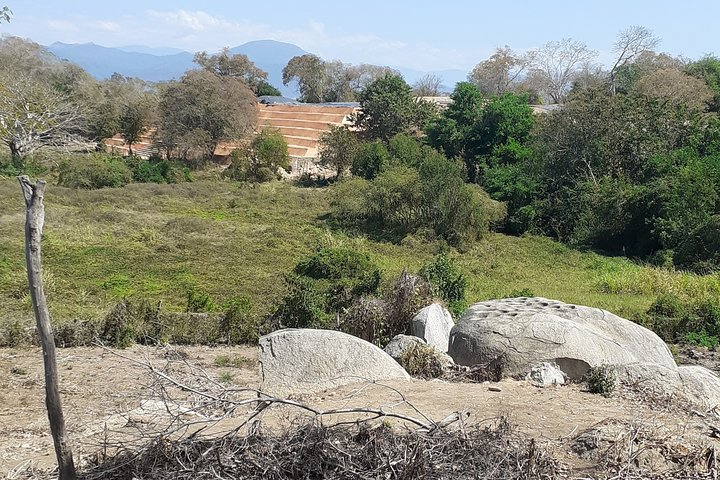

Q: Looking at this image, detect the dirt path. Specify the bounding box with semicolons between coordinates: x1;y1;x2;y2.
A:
0;345;714;476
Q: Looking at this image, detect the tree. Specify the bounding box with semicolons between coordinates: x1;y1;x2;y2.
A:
530;38;597;103
282;54;327;102
687;56;720;112
413;73;442;96
255;81;282;97
1;6;10;23
609;26;661;95
632;68;713;111
156;69;257;163
118;97;153;156
356;74;417;141
318;125;359;179
469;46;534;96
0;72;82;163
194;47;268;92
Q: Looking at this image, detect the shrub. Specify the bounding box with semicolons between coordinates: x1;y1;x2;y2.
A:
226;128;289;182
642;293;720;345
420;252;467;315
186;287;216;313
400;343;445;379
125;156;187;184
275;247;382;329
220;296;262;344
351;141;390;180
57;153;132;189
586;364;617;397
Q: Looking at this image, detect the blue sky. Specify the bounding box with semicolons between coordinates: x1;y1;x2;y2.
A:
2;1;719;71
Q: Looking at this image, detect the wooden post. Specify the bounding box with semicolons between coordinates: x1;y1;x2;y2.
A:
18;176;77;480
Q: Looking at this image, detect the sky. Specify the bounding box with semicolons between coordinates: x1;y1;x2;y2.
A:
2;1;719;72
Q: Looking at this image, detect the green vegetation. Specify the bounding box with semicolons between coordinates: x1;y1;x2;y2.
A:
2;173;719;347
586;364;617;397
225;128;289;183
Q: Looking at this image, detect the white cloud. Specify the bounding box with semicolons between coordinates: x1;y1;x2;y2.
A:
147;9;234;32
95;21;121;32
46;19;79;32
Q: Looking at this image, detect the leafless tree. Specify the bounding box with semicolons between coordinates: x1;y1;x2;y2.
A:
0;72;83;161
469;46;534;96
530;38;597;104
609;25;661;94
1;5;11;23
413;73;443;97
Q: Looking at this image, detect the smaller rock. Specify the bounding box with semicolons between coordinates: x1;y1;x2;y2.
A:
488;386;502;392
526;362;566;387
411;303;454;352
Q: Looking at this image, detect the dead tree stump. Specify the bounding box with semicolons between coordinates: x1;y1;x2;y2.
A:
19;175;77;480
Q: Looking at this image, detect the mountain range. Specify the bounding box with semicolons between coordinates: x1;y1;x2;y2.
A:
46;40;467;98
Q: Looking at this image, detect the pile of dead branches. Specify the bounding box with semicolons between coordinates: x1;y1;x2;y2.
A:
80;416;566;480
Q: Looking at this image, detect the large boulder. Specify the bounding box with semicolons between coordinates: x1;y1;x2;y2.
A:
617;363;720;409
258;329;410;397
449;297;676;379
411;303;454;352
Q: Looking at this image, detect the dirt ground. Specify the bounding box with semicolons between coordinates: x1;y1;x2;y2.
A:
1;345;717;477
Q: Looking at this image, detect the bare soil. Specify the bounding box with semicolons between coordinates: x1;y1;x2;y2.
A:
1;345;717;477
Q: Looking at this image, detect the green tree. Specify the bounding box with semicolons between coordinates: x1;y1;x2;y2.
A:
255;81;282;97
687;55;720;112
194;47;268;92
318;125;359;179
156;69;257;163
118;97;153;156
355;73;417;141
282;54;327;102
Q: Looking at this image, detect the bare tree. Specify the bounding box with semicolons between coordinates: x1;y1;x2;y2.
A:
609;26;661;94
0;73;82;162
413;73;443;97
469;47;533;96
530;38;597;104
19;176;77;480
1;5;10;23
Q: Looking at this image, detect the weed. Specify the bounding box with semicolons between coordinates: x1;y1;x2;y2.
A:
399;344;445;379
218;372;234;384
586;364;617;397
214;354;255;369
10;366;27;375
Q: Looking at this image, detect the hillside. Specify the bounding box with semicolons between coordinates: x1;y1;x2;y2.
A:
1;177;713;343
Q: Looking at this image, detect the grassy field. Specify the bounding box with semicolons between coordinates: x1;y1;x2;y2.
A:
1;176;719;344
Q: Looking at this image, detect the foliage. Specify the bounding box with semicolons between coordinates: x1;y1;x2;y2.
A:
686;55;720;112
194;47;268;92
225;128;289;182
57;153;133;189
317;125;359;179
335;146;506;247
640;293;720;347
255;81;282;97
586;364;617;397
275;247;382;329
156;69;257;163
118;97;154;155
420;252;467;315
351;140;390;179
355;74;419;141
400;343;445;378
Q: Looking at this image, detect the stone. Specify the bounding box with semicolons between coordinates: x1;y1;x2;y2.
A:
449;297;676;379
384;334;427;361
411;303;454;353
258;329;410;397
526;362;566;387
617;363;720;409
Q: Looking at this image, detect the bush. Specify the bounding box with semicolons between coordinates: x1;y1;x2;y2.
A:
352;141;390;180
226;129;289;182
400;343;445;379
220;296;262;344
125;156;188;184
420;252;467;315
57;153;132;189
586;364;617;397
275;247;382;329
642;293;720;347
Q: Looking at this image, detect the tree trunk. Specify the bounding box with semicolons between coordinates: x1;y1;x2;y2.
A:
18;176;77;480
